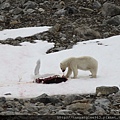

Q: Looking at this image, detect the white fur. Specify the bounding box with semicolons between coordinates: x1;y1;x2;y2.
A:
60;56;98;78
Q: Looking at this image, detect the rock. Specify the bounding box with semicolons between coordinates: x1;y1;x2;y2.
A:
67;103;92;113
0;111;15;115
54;9;66;16
0;15;5;22
5;101;15;108
112;91;120;104
47;46;66;53
91;106;106;115
24;103;39;112
35;33;41;40
4;93;12;95
60;37;66;41
52;1;65;10
0;0;4;4
96;86;119;95
0;90;119;115
0;97;6;103
102;2;120;17
38;8;45;13
64;94;83;105
79;7;94;13
23;1;38;10
6;108;15;112
92;1;101;9
55;109;73;115
59;32;66;38
17;0;26;5
110;109;120;115
0;0;120;53
12;7;23;15
49;23;61;34
74;26;101;39
30;93;61;105
0;2;10;10
10;20;21;26
94;98;111;110
65;6;79;15
0;107;4;112
38;107;50;115
104;15;120;26
25;9;35;14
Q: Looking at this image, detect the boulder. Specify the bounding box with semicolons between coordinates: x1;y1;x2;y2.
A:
96;86;119;96
67;102;92;113
30;93;61;105
102;2;120;17
74;26;100;39
104;15;120;26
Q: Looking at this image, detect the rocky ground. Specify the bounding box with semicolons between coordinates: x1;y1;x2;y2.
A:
0;0;120;53
0;0;120;116
0;86;120;116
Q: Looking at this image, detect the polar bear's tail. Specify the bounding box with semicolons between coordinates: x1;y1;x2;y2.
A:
34;59;41;76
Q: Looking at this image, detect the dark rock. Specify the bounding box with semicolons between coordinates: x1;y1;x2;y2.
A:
54;9;66;16
112;91;120;103
52;1;65;10
47;46;66;53
0;97;6;103
24;9;35;14
0;0;4;4
0;2;10;10
30;93;61;105
38;8;45;13
49;23;61;35
91;106;106;115
102;2;120;17
94;98;111;110
67;102;92;113
78;7;94;13
4;93;11;95
0;0;120;52
96;86;119;95
0;107;4;112
64;94;83;105
0;111;15;115
55;109;73;115
104;15;120;26
12;7;23;15
23;1;38;10
93;1;101;9
0;15;5;22
74;26;101;39
65;6;79;15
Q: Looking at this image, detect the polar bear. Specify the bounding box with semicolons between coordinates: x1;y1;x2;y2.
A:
60;56;98;78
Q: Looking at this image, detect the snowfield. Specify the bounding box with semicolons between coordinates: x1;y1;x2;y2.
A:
0;26;119;98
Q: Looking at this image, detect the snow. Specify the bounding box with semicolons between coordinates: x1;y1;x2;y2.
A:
0;26;120;98
0;26;51;40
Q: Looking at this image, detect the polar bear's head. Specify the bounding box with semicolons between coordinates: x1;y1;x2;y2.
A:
60;63;67;72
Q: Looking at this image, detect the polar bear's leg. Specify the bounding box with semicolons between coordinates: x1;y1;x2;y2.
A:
66;67;72;78
90;68;97;78
72;66;78;78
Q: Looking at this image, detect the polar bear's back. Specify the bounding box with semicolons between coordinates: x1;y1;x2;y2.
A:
61;56;98;70
76;56;98;70
77;56;97;62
